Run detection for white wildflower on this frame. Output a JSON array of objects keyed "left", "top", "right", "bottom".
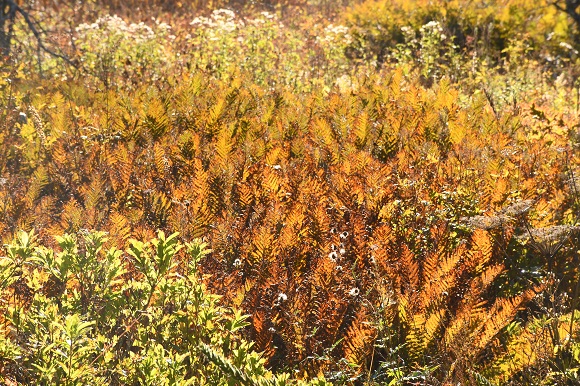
[
  {"left": 328, "top": 251, "right": 338, "bottom": 262},
  {"left": 260, "top": 11, "right": 276, "bottom": 20}
]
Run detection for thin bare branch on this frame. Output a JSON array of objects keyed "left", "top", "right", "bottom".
[{"left": 5, "top": 0, "right": 77, "bottom": 67}]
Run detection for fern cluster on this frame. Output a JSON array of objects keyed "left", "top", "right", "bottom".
[{"left": 1, "top": 65, "right": 579, "bottom": 382}]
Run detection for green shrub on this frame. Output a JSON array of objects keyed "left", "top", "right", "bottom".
[
  {"left": 0, "top": 230, "right": 329, "bottom": 385},
  {"left": 344, "top": 0, "right": 571, "bottom": 72}
]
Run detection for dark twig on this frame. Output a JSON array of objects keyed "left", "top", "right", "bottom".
[{"left": 4, "top": 0, "right": 77, "bottom": 67}]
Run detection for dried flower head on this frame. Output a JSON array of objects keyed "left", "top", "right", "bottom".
[
  {"left": 500, "top": 199, "right": 534, "bottom": 218},
  {"left": 518, "top": 225, "right": 580, "bottom": 256},
  {"left": 461, "top": 215, "right": 505, "bottom": 230}
]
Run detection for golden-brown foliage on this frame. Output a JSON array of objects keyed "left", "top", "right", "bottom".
[{"left": 0, "top": 65, "right": 578, "bottom": 382}]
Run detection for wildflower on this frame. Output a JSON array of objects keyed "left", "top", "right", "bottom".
[
  {"left": 559, "top": 42, "right": 575, "bottom": 51},
  {"left": 328, "top": 251, "right": 338, "bottom": 262},
  {"left": 212, "top": 9, "right": 236, "bottom": 21},
  {"left": 220, "top": 21, "right": 237, "bottom": 33},
  {"left": 190, "top": 17, "right": 208, "bottom": 26},
  {"left": 335, "top": 75, "right": 358, "bottom": 93},
  {"left": 421, "top": 21, "right": 442, "bottom": 32},
  {"left": 277, "top": 293, "right": 288, "bottom": 302},
  {"left": 260, "top": 11, "right": 276, "bottom": 20},
  {"left": 339, "top": 248, "right": 346, "bottom": 255}
]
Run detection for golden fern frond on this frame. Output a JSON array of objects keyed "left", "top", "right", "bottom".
[
  {"left": 50, "top": 141, "right": 69, "bottom": 168},
  {"left": 143, "top": 189, "right": 172, "bottom": 228},
  {"left": 142, "top": 98, "right": 170, "bottom": 139},
  {"left": 422, "top": 245, "right": 461, "bottom": 309},
  {"left": 470, "top": 229, "right": 494, "bottom": 272},
  {"left": 109, "top": 211, "right": 131, "bottom": 246},
  {"left": 444, "top": 298, "right": 488, "bottom": 349},
  {"left": 235, "top": 182, "right": 254, "bottom": 210},
  {"left": 277, "top": 207, "right": 306, "bottom": 251},
  {"left": 32, "top": 196, "right": 56, "bottom": 231},
  {"left": 262, "top": 168, "right": 281, "bottom": 198},
  {"left": 474, "top": 288, "right": 539, "bottom": 353},
  {"left": 488, "top": 311, "right": 580, "bottom": 384},
  {"left": 55, "top": 199, "right": 83, "bottom": 234},
  {"left": 313, "top": 117, "right": 335, "bottom": 148},
  {"left": 424, "top": 308, "right": 444, "bottom": 351},
  {"left": 25, "top": 166, "right": 48, "bottom": 208},
  {"left": 264, "top": 146, "right": 283, "bottom": 167},
  {"left": 480, "top": 264, "right": 504, "bottom": 290},
  {"left": 312, "top": 250, "right": 335, "bottom": 289},
  {"left": 252, "top": 311, "right": 275, "bottom": 363},
  {"left": 215, "top": 124, "right": 234, "bottom": 167},
  {"left": 353, "top": 111, "right": 369, "bottom": 148},
  {"left": 406, "top": 312, "right": 427, "bottom": 362},
  {"left": 143, "top": 97, "right": 169, "bottom": 139},
  {"left": 153, "top": 143, "right": 171, "bottom": 176},
  {"left": 82, "top": 175, "right": 105, "bottom": 211},
  {"left": 400, "top": 244, "right": 419, "bottom": 292},
  {"left": 116, "top": 146, "right": 133, "bottom": 189},
  {"left": 342, "top": 308, "right": 375, "bottom": 370},
  {"left": 250, "top": 228, "right": 275, "bottom": 266}
]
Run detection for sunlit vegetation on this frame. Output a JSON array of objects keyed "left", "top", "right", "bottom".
[{"left": 1, "top": 0, "right": 579, "bottom": 384}]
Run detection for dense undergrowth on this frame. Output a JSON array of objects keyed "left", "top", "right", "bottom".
[{"left": 1, "top": 0, "right": 580, "bottom": 384}]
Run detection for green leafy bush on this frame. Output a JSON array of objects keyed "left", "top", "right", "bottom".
[
  {"left": 0, "top": 230, "right": 329, "bottom": 385},
  {"left": 344, "top": 0, "right": 571, "bottom": 73}
]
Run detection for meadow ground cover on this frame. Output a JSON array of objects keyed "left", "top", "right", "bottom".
[{"left": 0, "top": 0, "right": 580, "bottom": 384}]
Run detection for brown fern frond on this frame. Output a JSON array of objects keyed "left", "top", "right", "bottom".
[
  {"left": 252, "top": 311, "right": 276, "bottom": 363},
  {"left": 474, "top": 287, "right": 539, "bottom": 353},
  {"left": 400, "top": 244, "right": 419, "bottom": 292},
  {"left": 153, "top": 142, "right": 171, "bottom": 176},
  {"left": 342, "top": 307, "right": 376, "bottom": 370}
]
